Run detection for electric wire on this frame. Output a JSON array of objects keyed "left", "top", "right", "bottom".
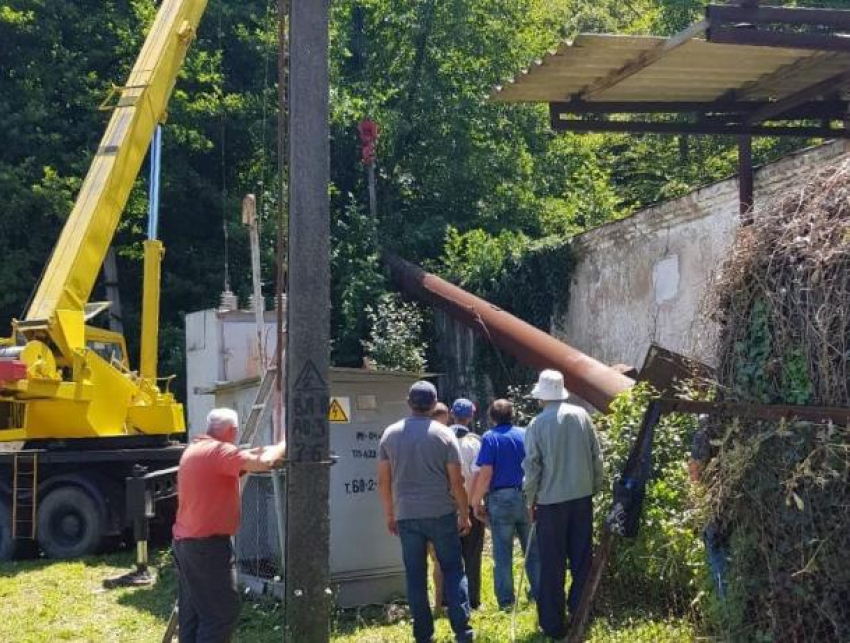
[
  {"left": 218, "top": 4, "right": 230, "bottom": 292},
  {"left": 510, "top": 521, "right": 537, "bottom": 643}
]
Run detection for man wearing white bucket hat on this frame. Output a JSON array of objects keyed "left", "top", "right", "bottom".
[{"left": 523, "top": 369, "right": 604, "bottom": 641}]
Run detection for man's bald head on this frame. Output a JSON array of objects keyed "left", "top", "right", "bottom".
[{"left": 431, "top": 402, "right": 450, "bottom": 425}]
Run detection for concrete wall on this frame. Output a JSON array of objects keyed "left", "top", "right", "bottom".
[{"left": 556, "top": 140, "right": 850, "bottom": 371}]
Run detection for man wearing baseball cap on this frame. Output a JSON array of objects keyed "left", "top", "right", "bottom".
[
  {"left": 523, "top": 370, "right": 604, "bottom": 642},
  {"left": 378, "top": 381, "right": 474, "bottom": 643},
  {"left": 448, "top": 398, "right": 484, "bottom": 610}
]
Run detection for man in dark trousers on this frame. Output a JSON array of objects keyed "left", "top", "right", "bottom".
[
  {"left": 448, "top": 397, "right": 484, "bottom": 610},
  {"left": 173, "top": 408, "right": 286, "bottom": 643},
  {"left": 523, "top": 370, "right": 604, "bottom": 642},
  {"left": 378, "top": 381, "right": 474, "bottom": 643}
]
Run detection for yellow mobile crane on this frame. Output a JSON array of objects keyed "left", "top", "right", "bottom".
[{"left": 0, "top": 0, "right": 208, "bottom": 559}]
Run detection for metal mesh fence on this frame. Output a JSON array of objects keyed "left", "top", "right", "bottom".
[{"left": 235, "top": 470, "right": 286, "bottom": 590}]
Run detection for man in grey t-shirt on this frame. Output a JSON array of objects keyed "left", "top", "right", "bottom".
[{"left": 378, "top": 381, "right": 474, "bottom": 643}]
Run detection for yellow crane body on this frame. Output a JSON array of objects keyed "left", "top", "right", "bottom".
[{"left": 0, "top": 0, "right": 209, "bottom": 442}]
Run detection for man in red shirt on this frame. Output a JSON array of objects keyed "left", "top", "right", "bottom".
[{"left": 173, "top": 407, "right": 286, "bottom": 643}]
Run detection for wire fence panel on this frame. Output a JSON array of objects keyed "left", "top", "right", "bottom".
[{"left": 235, "top": 470, "right": 286, "bottom": 592}]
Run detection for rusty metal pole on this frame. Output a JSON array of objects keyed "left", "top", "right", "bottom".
[
  {"left": 385, "top": 254, "right": 633, "bottom": 411},
  {"left": 738, "top": 135, "right": 754, "bottom": 221},
  {"left": 283, "top": 0, "right": 331, "bottom": 640}
]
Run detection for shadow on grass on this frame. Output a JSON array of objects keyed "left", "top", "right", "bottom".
[
  {"left": 114, "top": 551, "right": 179, "bottom": 621},
  {"left": 114, "top": 552, "right": 285, "bottom": 642},
  {"left": 331, "top": 602, "right": 411, "bottom": 636},
  {"left": 331, "top": 603, "right": 554, "bottom": 642},
  {"left": 0, "top": 538, "right": 154, "bottom": 578}
]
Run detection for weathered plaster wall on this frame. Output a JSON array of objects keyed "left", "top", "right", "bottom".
[{"left": 556, "top": 140, "right": 850, "bottom": 370}]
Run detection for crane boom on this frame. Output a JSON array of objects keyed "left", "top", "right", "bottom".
[
  {"left": 26, "top": 0, "right": 208, "bottom": 321},
  {"left": 0, "top": 0, "right": 210, "bottom": 442}
]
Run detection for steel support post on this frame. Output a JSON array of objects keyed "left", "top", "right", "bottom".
[
  {"left": 738, "top": 135, "right": 754, "bottom": 220},
  {"left": 282, "top": 0, "right": 331, "bottom": 641}
]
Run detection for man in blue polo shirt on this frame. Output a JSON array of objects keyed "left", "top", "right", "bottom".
[{"left": 471, "top": 399, "right": 540, "bottom": 609}]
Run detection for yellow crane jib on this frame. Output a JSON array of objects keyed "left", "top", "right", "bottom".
[{"left": 0, "top": 0, "right": 209, "bottom": 442}]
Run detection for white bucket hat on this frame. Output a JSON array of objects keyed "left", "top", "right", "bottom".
[{"left": 531, "top": 369, "right": 570, "bottom": 401}]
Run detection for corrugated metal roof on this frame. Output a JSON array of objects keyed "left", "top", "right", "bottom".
[{"left": 492, "top": 34, "right": 850, "bottom": 104}]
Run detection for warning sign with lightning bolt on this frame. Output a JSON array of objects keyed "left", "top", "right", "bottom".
[{"left": 328, "top": 397, "right": 351, "bottom": 423}]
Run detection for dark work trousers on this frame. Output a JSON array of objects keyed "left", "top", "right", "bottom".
[
  {"left": 460, "top": 509, "right": 485, "bottom": 609},
  {"left": 536, "top": 496, "right": 594, "bottom": 640},
  {"left": 173, "top": 536, "right": 241, "bottom": 643}
]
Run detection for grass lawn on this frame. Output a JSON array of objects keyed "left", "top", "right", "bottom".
[{"left": 0, "top": 549, "right": 696, "bottom": 642}]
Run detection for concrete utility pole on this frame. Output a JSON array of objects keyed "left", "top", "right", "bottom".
[{"left": 283, "top": 0, "right": 331, "bottom": 641}]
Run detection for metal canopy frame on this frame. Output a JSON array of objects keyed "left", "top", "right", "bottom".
[
  {"left": 541, "top": 2, "right": 850, "bottom": 139},
  {"left": 507, "top": 1, "right": 850, "bottom": 217}
]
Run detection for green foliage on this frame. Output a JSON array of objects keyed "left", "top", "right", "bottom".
[
  {"left": 700, "top": 420, "right": 850, "bottom": 642},
  {"left": 440, "top": 230, "right": 575, "bottom": 397},
  {"left": 442, "top": 227, "right": 527, "bottom": 293},
  {"left": 779, "top": 347, "right": 813, "bottom": 406},
  {"left": 0, "top": 0, "right": 824, "bottom": 401},
  {"left": 442, "top": 230, "right": 574, "bottom": 331},
  {"left": 0, "top": 549, "right": 698, "bottom": 642},
  {"left": 506, "top": 383, "right": 538, "bottom": 426},
  {"left": 331, "top": 195, "right": 387, "bottom": 366},
  {"left": 705, "top": 158, "right": 850, "bottom": 640},
  {"left": 594, "top": 384, "right": 705, "bottom": 612},
  {"left": 362, "top": 293, "right": 427, "bottom": 373},
  {"left": 731, "top": 297, "right": 772, "bottom": 403}
]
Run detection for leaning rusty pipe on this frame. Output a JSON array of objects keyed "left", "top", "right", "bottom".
[{"left": 385, "top": 254, "right": 634, "bottom": 412}]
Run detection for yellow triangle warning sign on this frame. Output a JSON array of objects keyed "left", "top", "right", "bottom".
[{"left": 328, "top": 397, "right": 350, "bottom": 423}]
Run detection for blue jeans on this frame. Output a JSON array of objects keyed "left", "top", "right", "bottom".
[
  {"left": 486, "top": 488, "right": 540, "bottom": 608},
  {"left": 397, "top": 512, "right": 473, "bottom": 643},
  {"left": 704, "top": 523, "right": 728, "bottom": 599}
]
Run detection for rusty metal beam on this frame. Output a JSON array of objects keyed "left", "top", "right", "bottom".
[
  {"left": 747, "top": 69, "right": 850, "bottom": 125},
  {"left": 707, "top": 26, "right": 850, "bottom": 52},
  {"left": 738, "top": 135, "right": 754, "bottom": 218},
  {"left": 550, "top": 99, "right": 850, "bottom": 119},
  {"left": 706, "top": 2, "right": 850, "bottom": 52},
  {"left": 384, "top": 254, "right": 634, "bottom": 412},
  {"left": 550, "top": 117, "right": 849, "bottom": 138},
  {"left": 656, "top": 398, "right": 850, "bottom": 424},
  {"left": 708, "top": 4, "right": 850, "bottom": 31}
]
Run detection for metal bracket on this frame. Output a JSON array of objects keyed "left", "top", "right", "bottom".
[{"left": 98, "top": 83, "right": 150, "bottom": 111}]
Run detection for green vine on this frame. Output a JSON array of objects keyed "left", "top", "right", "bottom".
[
  {"left": 779, "top": 347, "right": 812, "bottom": 405},
  {"left": 731, "top": 297, "right": 771, "bottom": 402},
  {"left": 489, "top": 236, "right": 576, "bottom": 330},
  {"left": 440, "top": 230, "right": 575, "bottom": 398}
]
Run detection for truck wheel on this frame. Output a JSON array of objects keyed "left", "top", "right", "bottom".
[
  {"left": 37, "top": 486, "right": 103, "bottom": 559},
  {"left": 0, "top": 500, "right": 14, "bottom": 561}
]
